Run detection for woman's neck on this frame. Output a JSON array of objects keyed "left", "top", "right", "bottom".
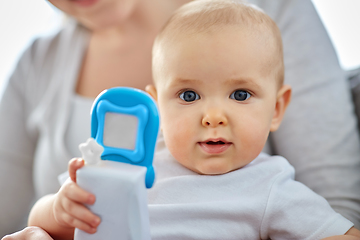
[
  {"left": 75, "top": 0, "right": 192, "bottom": 98},
  {"left": 90, "top": 0, "right": 192, "bottom": 46}
]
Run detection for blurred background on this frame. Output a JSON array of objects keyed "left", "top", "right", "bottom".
[{"left": 0, "top": 0, "right": 359, "bottom": 93}]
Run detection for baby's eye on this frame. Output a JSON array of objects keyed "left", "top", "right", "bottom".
[
  {"left": 179, "top": 90, "right": 200, "bottom": 102},
  {"left": 230, "top": 90, "right": 251, "bottom": 101}
]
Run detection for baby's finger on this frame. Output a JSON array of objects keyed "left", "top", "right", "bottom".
[
  {"left": 62, "top": 211, "right": 98, "bottom": 234},
  {"left": 68, "top": 202, "right": 101, "bottom": 229},
  {"left": 61, "top": 198, "right": 101, "bottom": 228},
  {"left": 68, "top": 158, "right": 85, "bottom": 182},
  {"left": 63, "top": 182, "right": 96, "bottom": 205}
]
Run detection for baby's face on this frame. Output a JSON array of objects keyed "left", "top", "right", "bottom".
[{"left": 152, "top": 26, "right": 286, "bottom": 175}]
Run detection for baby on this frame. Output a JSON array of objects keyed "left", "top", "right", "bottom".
[{"left": 28, "top": 0, "right": 360, "bottom": 239}]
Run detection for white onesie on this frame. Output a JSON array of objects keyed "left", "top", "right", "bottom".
[{"left": 148, "top": 146, "right": 353, "bottom": 240}]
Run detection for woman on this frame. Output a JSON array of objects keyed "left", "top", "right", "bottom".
[
  {"left": 0, "top": 0, "right": 192, "bottom": 236},
  {"left": 1, "top": 0, "right": 359, "bottom": 237}
]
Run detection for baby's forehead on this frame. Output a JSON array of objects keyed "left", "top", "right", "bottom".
[
  {"left": 155, "top": 7, "right": 282, "bottom": 67},
  {"left": 158, "top": 27, "right": 280, "bottom": 73}
]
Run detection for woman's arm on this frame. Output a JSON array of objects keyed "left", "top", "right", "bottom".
[
  {"left": 0, "top": 44, "right": 38, "bottom": 237},
  {"left": 256, "top": 0, "right": 360, "bottom": 228}
]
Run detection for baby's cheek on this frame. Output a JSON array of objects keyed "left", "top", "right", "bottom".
[
  {"left": 163, "top": 119, "right": 193, "bottom": 159},
  {"left": 242, "top": 125, "right": 269, "bottom": 160}
]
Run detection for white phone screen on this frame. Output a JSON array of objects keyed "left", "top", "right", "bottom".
[{"left": 103, "top": 112, "right": 138, "bottom": 150}]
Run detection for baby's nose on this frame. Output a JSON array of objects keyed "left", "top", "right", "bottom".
[{"left": 201, "top": 109, "right": 228, "bottom": 127}]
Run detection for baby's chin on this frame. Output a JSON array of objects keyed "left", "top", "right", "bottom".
[
  {"left": 184, "top": 161, "right": 242, "bottom": 176},
  {"left": 197, "top": 167, "right": 241, "bottom": 176}
]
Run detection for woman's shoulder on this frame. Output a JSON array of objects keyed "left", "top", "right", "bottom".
[
  {"left": 246, "top": 0, "right": 310, "bottom": 19},
  {"left": 27, "top": 18, "right": 89, "bottom": 69},
  {"left": 12, "top": 18, "right": 90, "bottom": 93},
  {"left": 7, "top": 19, "right": 90, "bottom": 117}
]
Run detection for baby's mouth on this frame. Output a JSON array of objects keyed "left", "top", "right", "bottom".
[
  {"left": 199, "top": 139, "right": 232, "bottom": 154},
  {"left": 206, "top": 140, "right": 226, "bottom": 145}
]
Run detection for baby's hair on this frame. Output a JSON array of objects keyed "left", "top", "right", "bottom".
[{"left": 153, "top": 0, "right": 284, "bottom": 87}]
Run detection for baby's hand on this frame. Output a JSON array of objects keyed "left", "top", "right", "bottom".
[{"left": 52, "top": 158, "right": 101, "bottom": 234}]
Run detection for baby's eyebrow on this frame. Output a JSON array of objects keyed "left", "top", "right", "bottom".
[
  {"left": 167, "top": 78, "right": 203, "bottom": 88},
  {"left": 225, "top": 78, "right": 261, "bottom": 89}
]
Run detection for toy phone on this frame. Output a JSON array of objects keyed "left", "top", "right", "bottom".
[
  {"left": 90, "top": 87, "right": 159, "bottom": 188},
  {"left": 75, "top": 87, "right": 157, "bottom": 240}
]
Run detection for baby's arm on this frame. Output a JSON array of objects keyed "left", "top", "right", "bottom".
[
  {"left": 28, "top": 158, "right": 101, "bottom": 240},
  {"left": 322, "top": 227, "right": 360, "bottom": 239}
]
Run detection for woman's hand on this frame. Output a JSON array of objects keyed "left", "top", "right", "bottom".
[
  {"left": 52, "top": 158, "right": 101, "bottom": 234},
  {"left": 1, "top": 226, "right": 53, "bottom": 240}
]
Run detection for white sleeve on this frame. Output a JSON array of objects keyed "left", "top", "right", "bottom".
[
  {"left": 255, "top": 0, "right": 360, "bottom": 228},
  {"left": 0, "top": 43, "right": 38, "bottom": 237},
  {"left": 260, "top": 166, "right": 354, "bottom": 240}
]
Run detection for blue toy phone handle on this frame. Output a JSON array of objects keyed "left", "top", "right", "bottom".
[{"left": 90, "top": 87, "right": 159, "bottom": 188}]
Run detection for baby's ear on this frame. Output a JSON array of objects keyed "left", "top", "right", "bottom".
[
  {"left": 270, "top": 85, "right": 292, "bottom": 132},
  {"left": 146, "top": 84, "right": 162, "bottom": 132},
  {"left": 145, "top": 84, "right": 158, "bottom": 102}
]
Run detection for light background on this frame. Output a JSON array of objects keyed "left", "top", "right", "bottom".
[{"left": 0, "top": 0, "right": 359, "bottom": 90}]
